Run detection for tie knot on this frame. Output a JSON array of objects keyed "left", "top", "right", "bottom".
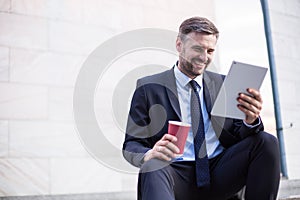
[{"left": 190, "top": 80, "right": 200, "bottom": 92}]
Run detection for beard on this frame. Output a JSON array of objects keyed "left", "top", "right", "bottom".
[{"left": 179, "top": 56, "right": 210, "bottom": 78}]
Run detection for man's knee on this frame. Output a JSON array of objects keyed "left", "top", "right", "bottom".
[
  {"left": 140, "top": 158, "right": 171, "bottom": 174},
  {"left": 257, "top": 131, "right": 279, "bottom": 148},
  {"left": 253, "top": 131, "right": 280, "bottom": 160},
  {"left": 138, "top": 159, "right": 175, "bottom": 200}
]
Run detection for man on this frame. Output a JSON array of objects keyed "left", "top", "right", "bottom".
[{"left": 123, "top": 17, "right": 280, "bottom": 200}]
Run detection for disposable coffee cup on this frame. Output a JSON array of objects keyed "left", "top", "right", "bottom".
[{"left": 168, "top": 121, "right": 191, "bottom": 155}]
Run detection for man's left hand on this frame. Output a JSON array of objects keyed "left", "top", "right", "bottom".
[{"left": 237, "top": 88, "right": 263, "bottom": 125}]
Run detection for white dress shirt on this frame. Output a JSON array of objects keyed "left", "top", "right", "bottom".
[{"left": 174, "top": 66, "right": 225, "bottom": 160}]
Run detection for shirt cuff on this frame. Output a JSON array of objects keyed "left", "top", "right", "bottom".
[{"left": 243, "top": 117, "right": 261, "bottom": 128}]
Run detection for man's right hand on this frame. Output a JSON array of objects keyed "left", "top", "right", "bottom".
[{"left": 144, "top": 134, "right": 180, "bottom": 162}]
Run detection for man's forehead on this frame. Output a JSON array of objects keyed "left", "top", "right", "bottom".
[
  {"left": 185, "top": 37, "right": 217, "bottom": 48},
  {"left": 183, "top": 32, "right": 217, "bottom": 43}
]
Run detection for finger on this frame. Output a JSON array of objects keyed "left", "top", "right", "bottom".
[
  {"left": 165, "top": 141, "right": 180, "bottom": 154},
  {"left": 238, "top": 104, "right": 259, "bottom": 125},
  {"left": 157, "top": 145, "right": 177, "bottom": 158},
  {"left": 238, "top": 89, "right": 263, "bottom": 106},
  {"left": 237, "top": 104, "right": 257, "bottom": 116},
  {"left": 162, "top": 134, "right": 181, "bottom": 153},
  {"left": 162, "top": 134, "right": 178, "bottom": 143},
  {"left": 247, "top": 88, "right": 263, "bottom": 103},
  {"left": 156, "top": 141, "right": 179, "bottom": 155},
  {"left": 152, "top": 150, "right": 172, "bottom": 161},
  {"left": 237, "top": 104, "right": 259, "bottom": 120},
  {"left": 238, "top": 94, "right": 262, "bottom": 111},
  {"left": 152, "top": 146, "right": 172, "bottom": 161},
  {"left": 144, "top": 149, "right": 170, "bottom": 162},
  {"left": 237, "top": 98, "right": 260, "bottom": 114}
]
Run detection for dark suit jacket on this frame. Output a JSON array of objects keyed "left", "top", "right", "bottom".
[{"left": 122, "top": 67, "right": 264, "bottom": 167}]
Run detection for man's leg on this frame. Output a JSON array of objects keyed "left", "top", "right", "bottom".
[
  {"left": 244, "top": 132, "right": 280, "bottom": 199},
  {"left": 209, "top": 131, "right": 280, "bottom": 200},
  {"left": 138, "top": 132, "right": 280, "bottom": 200},
  {"left": 138, "top": 159, "right": 206, "bottom": 200},
  {"left": 138, "top": 159, "right": 175, "bottom": 200}
]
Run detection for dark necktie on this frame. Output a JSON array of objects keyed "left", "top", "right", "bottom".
[{"left": 189, "top": 80, "right": 210, "bottom": 187}]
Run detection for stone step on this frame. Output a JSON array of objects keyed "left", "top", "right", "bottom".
[
  {"left": 1, "top": 192, "right": 300, "bottom": 200},
  {"left": 0, "top": 191, "right": 135, "bottom": 200},
  {"left": 280, "top": 198, "right": 300, "bottom": 200},
  {"left": 0, "top": 179, "right": 299, "bottom": 200},
  {"left": 278, "top": 179, "right": 300, "bottom": 199}
]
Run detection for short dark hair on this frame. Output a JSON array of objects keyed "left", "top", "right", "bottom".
[{"left": 178, "top": 17, "right": 219, "bottom": 41}]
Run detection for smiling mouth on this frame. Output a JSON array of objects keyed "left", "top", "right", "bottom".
[
  {"left": 191, "top": 57, "right": 207, "bottom": 66},
  {"left": 193, "top": 60, "right": 207, "bottom": 67}
]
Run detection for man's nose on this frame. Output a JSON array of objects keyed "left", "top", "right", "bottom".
[{"left": 198, "top": 51, "right": 208, "bottom": 62}]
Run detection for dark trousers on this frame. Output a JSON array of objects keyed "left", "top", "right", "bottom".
[{"left": 138, "top": 132, "right": 280, "bottom": 200}]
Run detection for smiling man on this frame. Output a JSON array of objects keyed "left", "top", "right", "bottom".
[{"left": 123, "top": 17, "right": 280, "bottom": 200}]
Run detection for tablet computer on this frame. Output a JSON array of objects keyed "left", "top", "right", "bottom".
[{"left": 211, "top": 61, "right": 268, "bottom": 119}]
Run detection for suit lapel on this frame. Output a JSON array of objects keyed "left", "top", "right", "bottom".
[
  {"left": 164, "top": 68, "right": 182, "bottom": 120},
  {"left": 163, "top": 68, "right": 224, "bottom": 121},
  {"left": 203, "top": 71, "right": 220, "bottom": 115},
  {"left": 203, "top": 71, "right": 223, "bottom": 114}
]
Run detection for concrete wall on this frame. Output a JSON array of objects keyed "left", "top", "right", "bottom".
[
  {"left": 268, "top": 0, "right": 300, "bottom": 180},
  {"left": 214, "top": 0, "right": 300, "bottom": 180},
  {"left": 0, "top": 0, "right": 215, "bottom": 196},
  {"left": 0, "top": 0, "right": 299, "bottom": 197}
]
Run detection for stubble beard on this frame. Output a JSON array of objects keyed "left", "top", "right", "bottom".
[{"left": 179, "top": 57, "right": 209, "bottom": 79}]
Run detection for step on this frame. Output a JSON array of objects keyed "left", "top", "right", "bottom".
[
  {"left": 280, "top": 197, "right": 300, "bottom": 200},
  {"left": 0, "top": 179, "right": 299, "bottom": 200},
  {"left": 278, "top": 179, "right": 300, "bottom": 199},
  {"left": 0, "top": 191, "right": 135, "bottom": 200}
]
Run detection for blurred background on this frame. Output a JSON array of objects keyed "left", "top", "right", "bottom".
[{"left": 0, "top": 0, "right": 299, "bottom": 197}]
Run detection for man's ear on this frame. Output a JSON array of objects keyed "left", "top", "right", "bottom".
[{"left": 176, "top": 37, "right": 182, "bottom": 53}]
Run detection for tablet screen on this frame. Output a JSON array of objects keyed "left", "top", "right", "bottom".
[{"left": 211, "top": 61, "right": 268, "bottom": 119}]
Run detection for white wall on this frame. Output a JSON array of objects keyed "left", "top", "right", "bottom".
[
  {"left": 0, "top": 0, "right": 216, "bottom": 196},
  {"left": 268, "top": 0, "right": 300, "bottom": 180},
  {"left": 1, "top": 0, "right": 299, "bottom": 197},
  {"left": 214, "top": 0, "right": 300, "bottom": 179}
]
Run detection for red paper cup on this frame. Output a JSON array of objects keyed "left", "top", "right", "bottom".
[{"left": 168, "top": 121, "right": 191, "bottom": 155}]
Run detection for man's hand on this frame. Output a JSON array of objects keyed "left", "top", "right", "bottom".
[
  {"left": 237, "top": 88, "right": 263, "bottom": 125},
  {"left": 144, "top": 134, "right": 180, "bottom": 162}
]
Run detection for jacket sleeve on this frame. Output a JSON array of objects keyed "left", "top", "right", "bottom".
[
  {"left": 122, "top": 79, "right": 152, "bottom": 167},
  {"left": 212, "top": 115, "right": 264, "bottom": 148}
]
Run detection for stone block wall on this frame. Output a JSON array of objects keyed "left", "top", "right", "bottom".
[
  {"left": 1, "top": 0, "right": 299, "bottom": 197},
  {"left": 0, "top": 0, "right": 215, "bottom": 196},
  {"left": 268, "top": 0, "right": 300, "bottom": 180}
]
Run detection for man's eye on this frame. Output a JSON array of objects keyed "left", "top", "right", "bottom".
[
  {"left": 208, "top": 50, "right": 214, "bottom": 54},
  {"left": 193, "top": 47, "right": 203, "bottom": 52}
]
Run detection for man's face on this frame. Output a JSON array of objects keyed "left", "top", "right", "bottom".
[{"left": 176, "top": 32, "right": 217, "bottom": 79}]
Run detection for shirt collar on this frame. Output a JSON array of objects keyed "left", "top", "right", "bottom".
[{"left": 174, "top": 63, "right": 203, "bottom": 88}]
